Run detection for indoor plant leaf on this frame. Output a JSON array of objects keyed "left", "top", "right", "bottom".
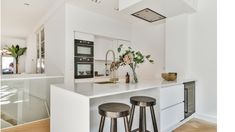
[
  {"left": 149, "top": 60, "right": 154, "bottom": 63},
  {"left": 7, "top": 47, "right": 17, "bottom": 58},
  {"left": 17, "top": 47, "right": 27, "bottom": 56},
  {"left": 146, "top": 55, "right": 151, "bottom": 59},
  {"left": 6, "top": 45, "right": 27, "bottom": 74},
  {"left": 118, "top": 44, "right": 123, "bottom": 53}
]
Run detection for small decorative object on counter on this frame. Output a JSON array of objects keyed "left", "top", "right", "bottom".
[
  {"left": 125, "top": 72, "right": 130, "bottom": 83},
  {"left": 161, "top": 72, "right": 177, "bottom": 81},
  {"left": 117, "top": 45, "right": 154, "bottom": 83}
]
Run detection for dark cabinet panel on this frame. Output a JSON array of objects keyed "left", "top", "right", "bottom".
[{"left": 184, "top": 81, "right": 195, "bottom": 118}]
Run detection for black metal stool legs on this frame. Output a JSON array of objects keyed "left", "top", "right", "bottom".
[
  {"left": 129, "top": 105, "right": 135, "bottom": 130},
  {"left": 139, "top": 107, "right": 147, "bottom": 132},
  {"left": 150, "top": 106, "right": 158, "bottom": 132},
  {"left": 124, "top": 116, "right": 130, "bottom": 132},
  {"left": 99, "top": 116, "right": 105, "bottom": 132},
  {"left": 110, "top": 118, "right": 117, "bottom": 132},
  {"left": 129, "top": 96, "right": 158, "bottom": 132},
  {"left": 99, "top": 116, "right": 130, "bottom": 132}
]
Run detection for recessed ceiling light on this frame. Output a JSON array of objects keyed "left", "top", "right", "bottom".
[{"left": 24, "top": 3, "right": 30, "bottom": 6}]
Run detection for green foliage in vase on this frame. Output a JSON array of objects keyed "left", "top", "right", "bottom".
[
  {"left": 117, "top": 44, "right": 154, "bottom": 67},
  {"left": 117, "top": 44, "right": 154, "bottom": 83}
]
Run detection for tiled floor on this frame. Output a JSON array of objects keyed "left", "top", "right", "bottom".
[{"left": 1, "top": 118, "right": 216, "bottom": 132}]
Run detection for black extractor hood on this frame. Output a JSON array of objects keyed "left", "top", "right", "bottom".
[{"left": 132, "top": 8, "right": 166, "bottom": 23}]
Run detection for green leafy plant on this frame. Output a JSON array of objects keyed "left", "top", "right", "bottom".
[
  {"left": 117, "top": 44, "right": 154, "bottom": 83},
  {"left": 7, "top": 45, "right": 27, "bottom": 74}
]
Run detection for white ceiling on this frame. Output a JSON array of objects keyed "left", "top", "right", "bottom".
[
  {"left": 66, "top": 0, "right": 165, "bottom": 25},
  {"left": 1, "top": 0, "right": 61, "bottom": 39},
  {"left": 1, "top": 0, "right": 163, "bottom": 39},
  {"left": 67, "top": 0, "right": 134, "bottom": 23}
]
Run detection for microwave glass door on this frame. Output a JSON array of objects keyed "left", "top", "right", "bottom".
[
  {"left": 75, "top": 44, "right": 94, "bottom": 57},
  {"left": 77, "top": 46, "right": 91, "bottom": 55}
]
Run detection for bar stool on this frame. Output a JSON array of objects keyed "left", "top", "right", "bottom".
[
  {"left": 98, "top": 102, "right": 131, "bottom": 132},
  {"left": 129, "top": 96, "right": 158, "bottom": 132}
]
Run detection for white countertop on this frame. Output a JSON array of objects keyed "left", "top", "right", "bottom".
[
  {"left": 1, "top": 74, "right": 64, "bottom": 81},
  {"left": 52, "top": 79, "right": 195, "bottom": 99}
]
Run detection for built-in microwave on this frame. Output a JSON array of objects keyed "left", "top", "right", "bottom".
[
  {"left": 74, "top": 57, "right": 94, "bottom": 79},
  {"left": 74, "top": 39, "right": 94, "bottom": 57}
]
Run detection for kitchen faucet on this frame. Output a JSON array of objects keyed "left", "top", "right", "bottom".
[{"left": 105, "top": 50, "right": 118, "bottom": 83}]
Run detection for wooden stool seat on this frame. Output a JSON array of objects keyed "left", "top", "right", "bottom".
[
  {"left": 130, "top": 96, "right": 156, "bottom": 107},
  {"left": 99, "top": 103, "right": 130, "bottom": 118},
  {"left": 98, "top": 102, "right": 131, "bottom": 132}
]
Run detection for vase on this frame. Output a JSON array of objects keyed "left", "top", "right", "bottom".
[{"left": 132, "top": 69, "right": 138, "bottom": 83}]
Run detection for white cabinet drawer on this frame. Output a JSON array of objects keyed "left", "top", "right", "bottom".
[
  {"left": 160, "top": 102, "right": 184, "bottom": 132},
  {"left": 160, "top": 84, "right": 184, "bottom": 109}
]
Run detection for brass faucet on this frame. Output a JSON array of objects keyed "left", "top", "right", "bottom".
[{"left": 105, "top": 50, "right": 118, "bottom": 83}]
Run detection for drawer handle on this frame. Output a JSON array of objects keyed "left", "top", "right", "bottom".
[{"left": 184, "top": 89, "right": 188, "bottom": 113}]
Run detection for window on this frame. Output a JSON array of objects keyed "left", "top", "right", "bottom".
[
  {"left": 36, "top": 27, "right": 45, "bottom": 73},
  {"left": 1, "top": 56, "right": 14, "bottom": 74}
]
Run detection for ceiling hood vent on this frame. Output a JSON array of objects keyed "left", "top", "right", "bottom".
[{"left": 132, "top": 8, "right": 166, "bottom": 23}]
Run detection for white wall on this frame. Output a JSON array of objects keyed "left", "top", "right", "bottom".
[
  {"left": 44, "top": 5, "right": 65, "bottom": 76},
  {"left": 187, "top": 0, "right": 217, "bottom": 121},
  {"left": 165, "top": 14, "right": 189, "bottom": 79},
  {"left": 25, "top": 5, "right": 66, "bottom": 76},
  {"left": 64, "top": 4, "right": 132, "bottom": 86},
  {"left": 25, "top": 34, "right": 37, "bottom": 73},
  {"left": 1, "top": 36, "right": 27, "bottom": 73},
  {"left": 131, "top": 22, "right": 165, "bottom": 80}
]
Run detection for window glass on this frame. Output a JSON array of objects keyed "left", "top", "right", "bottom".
[{"left": 1, "top": 56, "right": 14, "bottom": 74}]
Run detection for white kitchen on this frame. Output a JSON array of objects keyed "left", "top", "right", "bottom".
[{"left": 1, "top": 0, "right": 217, "bottom": 132}]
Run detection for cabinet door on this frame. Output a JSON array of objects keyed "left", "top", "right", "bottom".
[
  {"left": 160, "top": 84, "right": 184, "bottom": 109},
  {"left": 160, "top": 102, "right": 184, "bottom": 132}
]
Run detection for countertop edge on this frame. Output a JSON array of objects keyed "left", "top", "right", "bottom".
[{"left": 51, "top": 79, "right": 196, "bottom": 99}]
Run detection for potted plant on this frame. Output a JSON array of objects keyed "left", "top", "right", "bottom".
[
  {"left": 7, "top": 45, "right": 27, "bottom": 74},
  {"left": 117, "top": 45, "right": 154, "bottom": 83}
]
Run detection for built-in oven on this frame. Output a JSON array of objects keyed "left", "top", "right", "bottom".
[
  {"left": 74, "top": 39, "right": 94, "bottom": 57},
  {"left": 74, "top": 57, "right": 94, "bottom": 79},
  {"left": 184, "top": 81, "right": 196, "bottom": 119}
]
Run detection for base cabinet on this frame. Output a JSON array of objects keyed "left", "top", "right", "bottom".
[
  {"left": 160, "top": 102, "right": 184, "bottom": 132},
  {"left": 160, "top": 84, "right": 184, "bottom": 132}
]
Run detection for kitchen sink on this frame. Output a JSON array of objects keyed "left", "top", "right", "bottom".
[{"left": 94, "top": 81, "right": 116, "bottom": 84}]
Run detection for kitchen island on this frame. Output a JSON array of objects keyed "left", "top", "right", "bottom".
[{"left": 50, "top": 79, "right": 195, "bottom": 132}]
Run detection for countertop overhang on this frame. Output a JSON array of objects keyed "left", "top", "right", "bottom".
[{"left": 51, "top": 79, "right": 195, "bottom": 99}]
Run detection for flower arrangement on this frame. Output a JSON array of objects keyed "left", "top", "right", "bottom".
[{"left": 117, "top": 44, "right": 154, "bottom": 83}]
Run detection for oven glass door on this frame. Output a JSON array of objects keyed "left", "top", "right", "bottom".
[{"left": 75, "top": 63, "right": 94, "bottom": 79}]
